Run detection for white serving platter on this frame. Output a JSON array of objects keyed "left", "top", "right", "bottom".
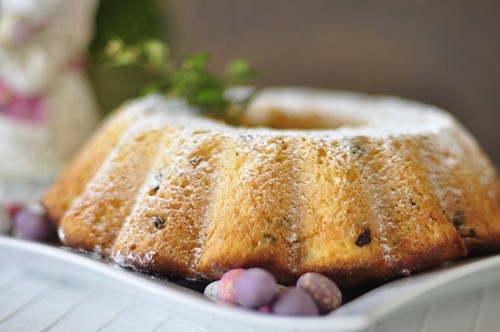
[{"left": 1, "top": 235, "right": 500, "bottom": 332}]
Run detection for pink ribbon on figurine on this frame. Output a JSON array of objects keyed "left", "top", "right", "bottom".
[{"left": 0, "top": 81, "right": 48, "bottom": 124}]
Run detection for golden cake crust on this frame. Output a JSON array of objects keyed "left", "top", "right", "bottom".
[{"left": 42, "top": 88, "right": 500, "bottom": 287}]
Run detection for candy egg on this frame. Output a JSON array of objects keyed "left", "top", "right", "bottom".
[
  {"left": 234, "top": 268, "right": 277, "bottom": 308},
  {"left": 203, "top": 280, "right": 220, "bottom": 302},
  {"left": 271, "top": 287, "right": 319, "bottom": 316},
  {"left": 219, "top": 268, "right": 246, "bottom": 303},
  {"left": 13, "top": 209, "right": 56, "bottom": 241},
  {"left": 296, "top": 272, "right": 342, "bottom": 314}
]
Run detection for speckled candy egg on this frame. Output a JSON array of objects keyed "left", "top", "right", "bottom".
[
  {"left": 234, "top": 268, "right": 277, "bottom": 308},
  {"left": 271, "top": 288, "right": 319, "bottom": 316},
  {"left": 218, "top": 268, "right": 246, "bottom": 303},
  {"left": 296, "top": 272, "right": 342, "bottom": 314}
]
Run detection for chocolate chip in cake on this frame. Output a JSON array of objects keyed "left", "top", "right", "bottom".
[
  {"left": 351, "top": 144, "right": 365, "bottom": 156},
  {"left": 240, "top": 133, "right": 255, "bottom": 141},
  {"left": 355, "top": 229, "right": 371, "bottom": 247},
  {"left": 451, "top": 213, "right": 477, "bottom": 238},
  {"left": 148, "top": 171, "right": 163, "bottom": 195},
  {"left": 263, "top": 233, "right": 277, "bottom": 245},
  {"left": 452, "top": 213, "right": 464, "bottom": 228},
  {"left": 344, "top": 138, "right": 365, "bottom": 157},
  {"left": 148, "top": 185, "right": 160, "bottom": 196},
  {"left": 189, "top": 156, "right": 203, "bottom": 167},
  {"left": 152, "top": 215, "right": 165, "bottom": 229},
  {"left": 409, "top": 197, "right": 417, "bottom": 207}
]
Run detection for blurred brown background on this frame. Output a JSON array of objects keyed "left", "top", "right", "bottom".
[{"left": 93, "top": 0, "right": 500, "bottom": 166}]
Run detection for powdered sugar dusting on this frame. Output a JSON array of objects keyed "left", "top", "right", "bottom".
[
  {"left": 57, "top": 227, "right": 65, "bottom": 243},
  {"left": 113, "top": 249, "right": 156, "bottom": 267},
  {"left": 131, "top": 88, "right": 456, "bottom": 140}
]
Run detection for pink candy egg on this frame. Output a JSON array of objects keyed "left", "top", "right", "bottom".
[{"left": 219, "top": 268, "right": 246, "bottom": 303}]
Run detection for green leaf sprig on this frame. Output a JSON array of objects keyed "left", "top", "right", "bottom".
[{"left": 103, "top": 38, "right": 258, "bottom": 124}]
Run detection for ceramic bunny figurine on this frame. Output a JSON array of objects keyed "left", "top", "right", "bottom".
[{"left": 0, "top": 0, "right": 100, "bottom": 226}]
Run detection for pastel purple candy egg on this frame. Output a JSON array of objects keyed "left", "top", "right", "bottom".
[
  {"left": 296, "top": 272, "right": 342, "bottom": 314},
  {"left": 219, "top": 268, "right": 246, "bottom": 303},
  {"left": 13, "top": 209, "right": 56, "bottom": 241},
  {"left": 234, "top": 268, "right": 277, "bottom": 308},
  {"left": 271, "top": 287, "right": 319, "bottom": 316}
]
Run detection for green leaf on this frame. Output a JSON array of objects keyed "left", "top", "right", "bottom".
[
  {"left": 225, "top": 59, "right": 258, "bottom": 85},
  {"left": 181, "top": 52, "right": 210, "bottom": 71},
  {"left": 142, "top": 40, "right": 170, "bottom": 70},
  {"left": 99, "top": 38, "right": 258, "bottom": 123},
  {"left": 140, "top": 79, "right": 167, "bottom": 96}
]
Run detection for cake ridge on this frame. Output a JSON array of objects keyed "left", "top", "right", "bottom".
[
  {"left": 194, "top": 134, "right": 303, "bottom": 281},
  {"left": 369, "top": 136, "right": 465, "bottom": 270},
  {"left": 111, "top": 132, "right": 176, "bottom": 269},
  {"left": 59, "top": 115, "right": 170, "bottom": 255},
  {"left": 343, "top": 137, "right": 393, "bottom": 268},
  {"left": 112, "top": 128, "right": 229, "bottom": 279}
]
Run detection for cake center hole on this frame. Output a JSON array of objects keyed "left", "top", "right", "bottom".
[{"left": 242, "top": 107, "right": 365, "bottom": 130}]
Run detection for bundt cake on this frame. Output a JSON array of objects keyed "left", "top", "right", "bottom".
[{"left": 42, "top": 87, "right": 500, "bottom": 287}]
